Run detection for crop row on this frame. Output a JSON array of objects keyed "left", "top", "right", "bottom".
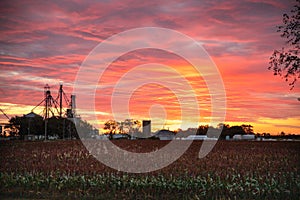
[
  {"left": 1, "top": 140, "right": 299, "bottom": 199},
  {"left": 1, "top": 171, "right": 299, "bottom": 199},
  {"left": 1, "top": 140, "right": 299, "bottom": 176}
]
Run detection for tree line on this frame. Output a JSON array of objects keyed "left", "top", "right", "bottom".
[
  {"left": 3, "top": 116, "right": 298, "bottom": 140},
  {"left": 101, "top": 120, "right": 300, "bottom": 140},
  {"left": 102, "top": 119, "right": 256, "bottom": 139}
]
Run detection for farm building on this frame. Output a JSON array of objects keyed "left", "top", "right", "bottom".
[
  {"left": 233, "top": 134, "right": 255, "bottom": 140},
  {"left": 241, "top": 134, "right": 255, "bottom": 140},
  {"left": 182, "top": 135, "right": 218, "bottom": 140},
  {"left": 142, "top": 120, "right": 151, "bottom": 136},
  {"left": 155, "top": 129, "right": 175, "bottom": 140},
  {"left": 233, "top": 135, "right": 242, "bottom": 140},
  {"left": 182, "top": 135, "right": 207, "bottom": 140},
  {"left": 111, "top": 134, "right": 129, "bottom": 140}
]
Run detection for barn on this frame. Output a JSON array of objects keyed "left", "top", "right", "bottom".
[{"left": 155, "top": 129, "right": 175, "bottom": 140}]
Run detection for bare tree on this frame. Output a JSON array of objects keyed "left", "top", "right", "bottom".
[
  {"left": 119, "top": 119, "right": 141, "bottom": 134},
  {"left": 269, "top": 0, "right": 300, "bottom": 89},
  {"left": 103, "top": 119, "right": 119, "bottom": 134}
]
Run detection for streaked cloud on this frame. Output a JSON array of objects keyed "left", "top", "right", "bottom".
[{"left": 0, "top": 0, "right": 299, "bottom": 134}]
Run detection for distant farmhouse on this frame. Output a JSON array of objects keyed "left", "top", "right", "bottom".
[{"left": 155, "top": 129, "right": 175, "bottom": 140}]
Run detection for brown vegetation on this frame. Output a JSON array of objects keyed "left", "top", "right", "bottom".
[{"left": 0, "top": 140, "right": 299, "bottom": 199}]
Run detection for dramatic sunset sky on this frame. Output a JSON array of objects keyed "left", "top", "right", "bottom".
[{"left": 0, "top": 0, "right": 299, "bottom": 134}]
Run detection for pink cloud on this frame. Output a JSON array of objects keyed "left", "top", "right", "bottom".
[{"left": 0, "top": 0, "right": 299, "bottom": 134}]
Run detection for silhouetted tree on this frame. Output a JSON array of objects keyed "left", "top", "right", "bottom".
[
  {"left": 9, "top": 115, "right": 44, "bottom": 139},
  {"left": 269, "top": 0, "right": 300, "bottom": 89},
  {"left": 219, "top": 124, "right": 231, "bottom": 139},
  {"left": 196, "top": 125, "right": 208, "bottom": 135},
  {"left": 230, "top": 126, "right": 246, "bottom": 135},
  {"left": 241, "top": 124, "right": 254, "bottom": 134},
  {"left": 119, "top": 119, "right": 141, "bottom": 134},
  {"left": 104, "top": 120, "right": 119, "bottom": 135}
]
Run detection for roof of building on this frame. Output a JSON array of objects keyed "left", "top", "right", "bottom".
[
  {"left": 23, "top": 112, "right": 42, "bottom": 118},
  {"left": 155, "top": 129, "right": 175, "bottom": 137}
]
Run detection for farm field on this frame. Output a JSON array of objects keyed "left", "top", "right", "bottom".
[{"left": 0, "top": 140, "right": 299, "bottom": 199}]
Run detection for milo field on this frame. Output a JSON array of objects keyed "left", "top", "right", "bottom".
[{"left": 0, "top": 140, "right": 299, "bottom": 199}]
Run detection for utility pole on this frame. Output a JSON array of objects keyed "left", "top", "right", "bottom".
[
  {"left": 44, "top": 119, "right": 47, "bottom": 141},
  {"left": 59, "top": 82, "right": 63, "bottom": 118}
]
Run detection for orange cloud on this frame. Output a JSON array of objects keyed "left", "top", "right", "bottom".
[{"left": 0, "top": 0, "right": 299, "bottom": 134}]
